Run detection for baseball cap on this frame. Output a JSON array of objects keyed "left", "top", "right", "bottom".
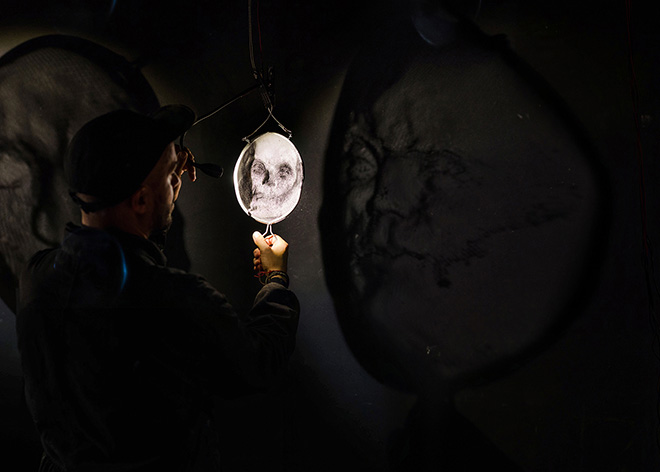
[{"left": 65, "top": 105, "right": 195, "bottom": 213}]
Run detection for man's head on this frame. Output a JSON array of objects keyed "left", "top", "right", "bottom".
[{"left": 65, "top": 105, "right": 195, "bottom": 237}]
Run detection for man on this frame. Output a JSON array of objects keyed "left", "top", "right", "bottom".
[{"left": 16, "top": 105, "right": 300, "bottom": 471}]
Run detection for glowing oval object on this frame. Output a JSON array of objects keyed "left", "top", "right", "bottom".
[{"left": 233, "top": 132, "right": 304, "bottom": 225}]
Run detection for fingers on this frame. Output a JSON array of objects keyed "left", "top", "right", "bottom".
[
  {"left": 269, "top": 234, "right": 288, "bottom": 252},
  {"left": 176, "top": 146, "right": 197, "bottom": 182},
  {"left": 252, "top": 244, "right": 262, "bottom": 272},
  {"left": 254, "top": 233, "right": 288, "bottom": 251},
  {"left": 252, "top": 231, "right": 288, "bottom": 273},
  {"left": 184, "top": 148, "right": 197, "bottom": 182},
  {"left": 265, "top": 235, "right": 278, "bottom": 247},
  {"left": 184, "top": 152, "right": 197, "bottom": 182}
]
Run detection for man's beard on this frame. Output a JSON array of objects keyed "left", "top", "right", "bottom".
[{"left": 149, "top": 203, "right": 173, "bottom": 248}]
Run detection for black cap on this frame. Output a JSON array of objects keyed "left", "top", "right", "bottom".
[{"left": 65, "top": 105, "right": 195, "bottom": 213}]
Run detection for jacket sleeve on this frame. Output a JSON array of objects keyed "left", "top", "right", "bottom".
[{"left": 135, "top": 267, "right": 300, "bottom": 397}]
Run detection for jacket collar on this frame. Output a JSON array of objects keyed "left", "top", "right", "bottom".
[{"left": 64, "top": 222, "right": 167, "bottom": 267}]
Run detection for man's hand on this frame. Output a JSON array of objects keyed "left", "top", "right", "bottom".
[
  {"left": 253, "top": 232, "right": 288, "bottom": 274},
  {"left": 175, "top": 145, "right": 197, "bottom": 182}
]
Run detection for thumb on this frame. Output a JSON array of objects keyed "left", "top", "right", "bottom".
[{"left": 252, "top": 231, "right": 267, "bottom": 249}]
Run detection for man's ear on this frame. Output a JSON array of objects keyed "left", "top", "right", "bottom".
[{"left": 130, "top": 186, "right": 151, "bottom": 215}]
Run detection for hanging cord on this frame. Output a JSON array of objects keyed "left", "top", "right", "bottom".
[
  {"left": 262, "top": 222, "right": 274, "bottom": 239},
  {"left": 248, "top": 0, "right": 266, "bottom": 80},
  {"left": 261, "top": 222, "right": 278, "bottom": 248},
  {"left": 242, "top": 104, "right": 292, "bottom": 142},
  {"left": 473, "top": 0, "right": 482, "bottom": 20},
  {"left": 625, "top": 0, "right": 660, "bottom": 452},
  {"left": 162, "top": 0, "right": 290, "bottom": 180},
  {"left": 190, "top": 82, "right": 263, "bottom": 128},
  {"left": 177, "top": 82, "right": 264, "bottom": 178},
  {"left": 177, "top": 0, "right": 269, "bottom": 149},
  {"left": 242, "top": 67, "right": 292, "bottom": 142},
  {"left": 169, "top": 1, "right": 292, "bottom": 179},
  {"left": 244, "top": 0, "right": 292, "bottom": 143}
]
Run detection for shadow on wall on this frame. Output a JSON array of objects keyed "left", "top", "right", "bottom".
[
  {"left": 0, "top": 35, "right": 191, "bottom": 316},
  {"left": 320, "top": 8, "right": 610, "bottom": 470},
  {"left": 0, "top": 33, "right": 195, "bottom": 467}
]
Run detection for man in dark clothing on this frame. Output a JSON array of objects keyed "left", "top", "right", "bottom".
[{"left": 16, "top": 105, "right": 300, "bottom": 471}]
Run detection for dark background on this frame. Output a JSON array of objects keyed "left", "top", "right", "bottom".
[{"left": 0, "top": 1, "right": 658, "bottom": 470}]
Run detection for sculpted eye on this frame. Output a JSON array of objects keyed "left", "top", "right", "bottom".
[
  {"left": 348, "top": 142, "right": 378, "bottom": 184},
  {"left": 251, "top": 161, "right": 266, "bottom": 176},
  {"left": 278, "top": 164, "right": 292, "bottom": 179}
]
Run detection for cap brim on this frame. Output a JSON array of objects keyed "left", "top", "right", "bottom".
[{"left": 150, "top": 105, "right": 196, "bottom": 142}]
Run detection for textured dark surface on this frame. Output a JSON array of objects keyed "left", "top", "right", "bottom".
[
  {"left": 0, "top": 35, "right": 162, "bottom": 313},
  {"left": 0, "top": 1, "right": 658, "bottom": 471},
  {"left": 0, "top": 35, "right": 185, "bottom": 469},
  {"left": 320, "top": 19, "right": 608, "bottom": 394}
]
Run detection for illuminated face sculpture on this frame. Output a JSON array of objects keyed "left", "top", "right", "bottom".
[
  {"left": 320, "top": 29, "right": 607, "bottom": 393},
  {"left": 234, "top": 132, "right": 303, "bottom": 225}
]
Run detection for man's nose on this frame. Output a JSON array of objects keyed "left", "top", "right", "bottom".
[{"left": 262, "top": 170, "right": 272, "bottom": 185}]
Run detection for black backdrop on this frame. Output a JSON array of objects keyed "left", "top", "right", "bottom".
[{"left": 0, "top": 1, "right": 658, "bottom": 470}]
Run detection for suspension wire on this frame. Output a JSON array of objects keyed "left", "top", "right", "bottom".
[
  {"left": 625, "top": 0, "right": 660, "bottom": 452},
  {"left": 257, "top": 0, "right": 265, "bottom": 74},
  {"left": 245, "top": 0, "right": 292, "bottom": 142},
  {"left": 248, "top": 0, "right": 258, "bottom": 78},
  {"left": 178, "top": 0, "right": 270, "bottom": 151},
  {"left": 193, "top": 82, "right": 263, "bottom": 128},
  {"left": 473, "top": 0, "right": 482, "bottom": 20},
  {"left": 262, "top": 223, "right": 274, "bottom": 239},
  {"left": 179, "top": 82, "right": 263, "bottom": 150},
  {"left": 242, "top": 106, "right": 292, "bottom": 142},
  {"left": 174, "top": 0, "right": 292, "bottom": 179}
]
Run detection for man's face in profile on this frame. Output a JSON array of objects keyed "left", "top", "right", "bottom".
[{"left": 146, "top": 143, "right": 181, "bottom": 236}]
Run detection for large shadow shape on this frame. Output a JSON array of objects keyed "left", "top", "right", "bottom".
[
  {"left": 0, "top": 34, "right": 192, "bottom": 467},
  {"left": 320, "top": 13, "right": 610, "bottom": 471},
  {"left": 0, "top": 34, "right": 191, "bottom": 315}
]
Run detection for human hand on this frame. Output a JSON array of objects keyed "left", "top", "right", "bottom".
[
  {"left": 175, "top": 145, "right": 197, "bottom": 182},
  {"left": 252, "top": 231, "right": 288, "bottom": 274}
]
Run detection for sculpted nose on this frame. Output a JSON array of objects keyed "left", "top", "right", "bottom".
[{"left": 263, "top": 170, "right": 272, "bottom": 186}]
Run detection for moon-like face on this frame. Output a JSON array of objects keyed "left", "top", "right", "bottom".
[
  {"left": 235, "top": 132, "right": 303, "bottom": 224},
  {"left": 250, "top": 153, "right": 296, "bottom": 208},
  {"left": 321, "top": 31, "right": 605, "bottom": 393}
]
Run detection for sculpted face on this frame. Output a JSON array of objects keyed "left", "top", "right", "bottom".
[
  {"left": 235, "top": 132, "right": 303, "bottom": 224},
  {"left": 250, "top": 152, "right": 296, "bottom": 209},
  {"left": 321, "top": 32, "right": 605, "bottom": 392}
]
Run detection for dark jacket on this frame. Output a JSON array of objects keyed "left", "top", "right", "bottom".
[{"left": 17, "top": 223, "right": 299, "bottom": 471}]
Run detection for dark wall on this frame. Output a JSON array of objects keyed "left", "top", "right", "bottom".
[{"left": 0, "top": 1, "right": 658, "bottom": 470}]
